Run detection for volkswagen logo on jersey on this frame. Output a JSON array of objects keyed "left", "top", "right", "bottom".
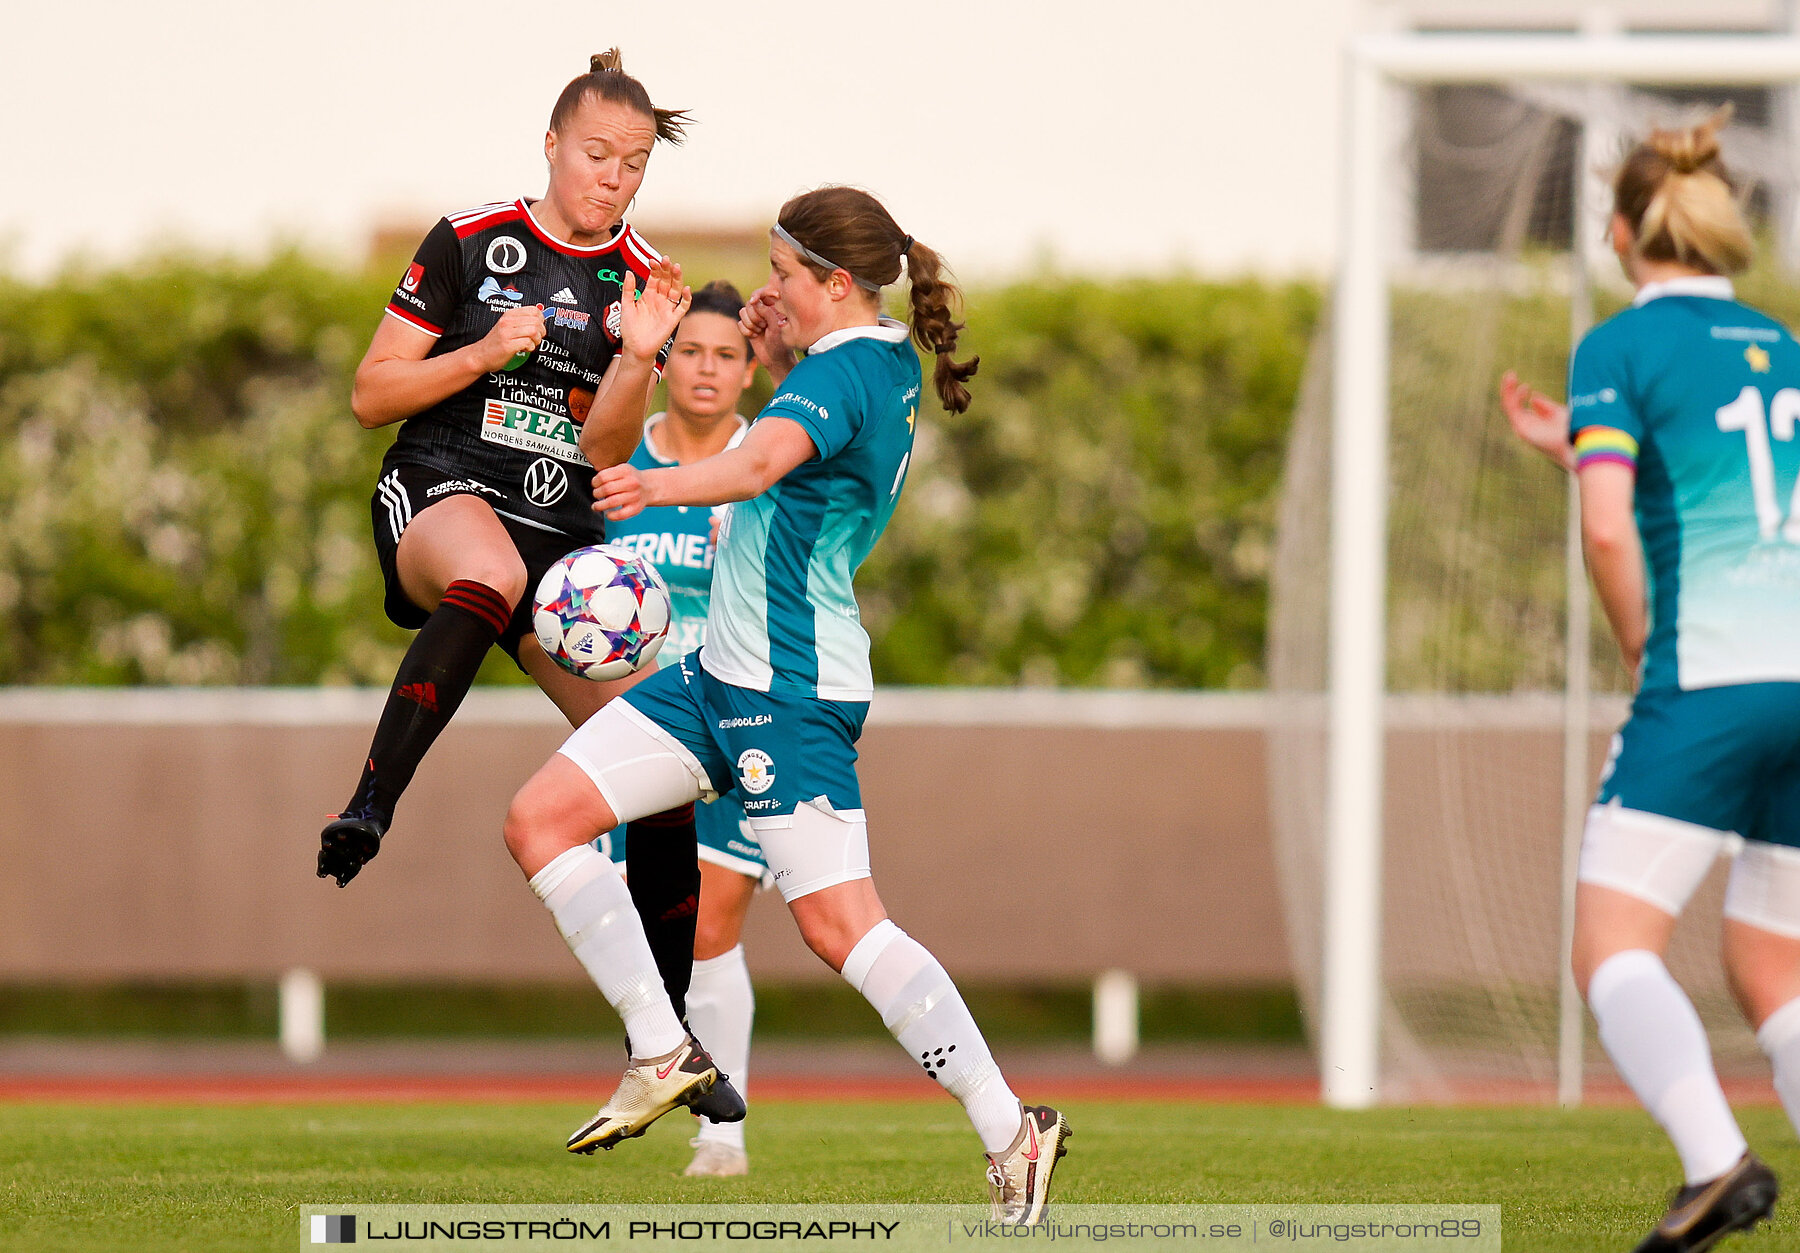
[
  {"left": 523, "top": 457, "right": 569, "bottom": 507},
  {"left": 736, "top": 749, "right": 776, "bottom": 795},
  {"left": 485, "top": 236, "right": 527, "bottom": 274}
]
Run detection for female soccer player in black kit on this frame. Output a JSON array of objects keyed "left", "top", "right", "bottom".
[{"left": 318, "top": 54, "right": 735, "bottom": 1115}]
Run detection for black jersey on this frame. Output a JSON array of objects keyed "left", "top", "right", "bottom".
[{"left": 382, "top": 198, "right": 670, "bottom": 538}]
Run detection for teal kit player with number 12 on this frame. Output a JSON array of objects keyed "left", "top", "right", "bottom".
[{"left": 1503, "top": 112, "right": 1800, "bottom": 1252}]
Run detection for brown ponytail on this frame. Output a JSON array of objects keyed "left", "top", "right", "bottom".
[
  {"left": 901, "top": 238, "right": 979, "bottom": 414},
  {"left": 1613, "top": 106, "right": 1752, "bottom": 276},
  {"left": 549, "top": 49, "right": 690, "bottom": 145},
  {"left": 775, "top": 186, "right": 979, "bottom": 413}
]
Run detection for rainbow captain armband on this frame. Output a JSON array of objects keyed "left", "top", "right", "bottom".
[{"left": 1573, "top": 426, "right": 1638, "bottom": 472}]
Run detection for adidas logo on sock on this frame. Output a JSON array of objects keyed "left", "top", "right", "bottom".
[
  {"left": 397, "top": 681, "right": 439, "bottom": 713},
  {"left": 549, "top": 287, "right": 578, "bottom": 305}
]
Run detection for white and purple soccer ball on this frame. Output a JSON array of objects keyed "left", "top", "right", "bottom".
[{"left": 533, "top": 544, "right": 671, "bottom": 681}]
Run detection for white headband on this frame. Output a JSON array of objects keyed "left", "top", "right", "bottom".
[{"left": 772, "top": 224, "right": 882, "bottom": 291}]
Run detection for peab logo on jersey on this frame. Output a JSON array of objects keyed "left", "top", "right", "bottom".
[
  {"left": 401, "top": 263, "right": 424, "bottom": 293},
  {"left": 481, "top": 399, "right": 590, "bottom": 465},
  {"left": 736, "top": 749, "right": 776, "bottom": 795},
  {"left": 485, "top": 235, "right": 527, "bottom": 274},
  {"left": 522, "top": 457, "right": 569, "bottom": 507}
]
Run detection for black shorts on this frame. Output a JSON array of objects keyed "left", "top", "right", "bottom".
[{"left": 370, "top": 460, "right": 597, "bottom": 668}]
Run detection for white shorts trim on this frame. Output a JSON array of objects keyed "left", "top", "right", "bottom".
[
  {"left": 750, "top": 797, "right": 871, "bottom": 903},
  {"left": 557, "top": 698, "right": 713, "bottom": 825},
  {"left": 1577, "top": 801, "right": 1735, "bottom": 916},
  {"left": 1724, "top": 841, "right": 1800, "bottom": 940},
  {"left": 697, "top": 842, "right": 775, "bottom": 890}
]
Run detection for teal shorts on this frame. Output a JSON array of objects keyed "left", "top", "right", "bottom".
[
  {"left": 617, "top": 649, "right": 869, "bottom": 821},
  {"left": 1598, "top": 682, "right": 1800, "bottom": 848}
]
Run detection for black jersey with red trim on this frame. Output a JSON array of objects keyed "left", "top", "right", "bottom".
[{"left": 382, "top": 197, "right": 669, "bottom": 538}]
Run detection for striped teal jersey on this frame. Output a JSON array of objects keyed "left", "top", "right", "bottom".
[
  {"left": 1568, "top": 276, "right": 1800, "bottom": 692},
  {"left": 603, "top": 414, "right": 745, "bottom": 659},
  {"left": 702, "top": 319, "right": 919, "bottom": 701}
]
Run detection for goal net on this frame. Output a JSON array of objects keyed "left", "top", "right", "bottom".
[{"left": 1269, "top": 36, "right": 1800, "bottom": 1102}]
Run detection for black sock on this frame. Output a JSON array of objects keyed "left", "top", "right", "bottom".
[
  {"left": 625, "top": 803, "right": 701, "bottom": 1022},
  {"left": 345, "top": 579, "right": 513, "bottom": 826}
]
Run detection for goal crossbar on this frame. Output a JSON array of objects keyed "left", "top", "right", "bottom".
[{"left": 1356, "top": 33, "right": 1800, "bottom": 85}]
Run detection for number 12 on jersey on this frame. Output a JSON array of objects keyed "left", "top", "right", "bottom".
[{"left": 1716, "top": 385, "right": 1800, "bottom": 543}]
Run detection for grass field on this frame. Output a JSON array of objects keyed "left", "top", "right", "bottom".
[{"left": 2, "top": 1099, "right": 1797, "bottom": 1252}]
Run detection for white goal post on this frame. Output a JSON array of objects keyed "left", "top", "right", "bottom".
[{"left": 1324, "top": 30, "right": 1800, "bottom": 1110}]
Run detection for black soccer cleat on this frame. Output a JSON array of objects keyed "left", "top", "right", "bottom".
[
  {"left": 689, "top": 1071, "right": 747, "bottom": 1123},
  {"left": 317, "top": 814, "right": 385, "bottom": 887},
  {"left": 1633, "top": 1151, "right": 1779, "bottom": 1253}
]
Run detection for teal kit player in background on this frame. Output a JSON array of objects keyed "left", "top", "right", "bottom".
[
  {"left": 1503, "top": 112, "right": 1800, "bottom": 1253},
  {"left": 499, "top": 187, "right": 1071, "bottom": 1225},
  {"left": 597, "top": 280, "right": 768, "bottom": 1178}
]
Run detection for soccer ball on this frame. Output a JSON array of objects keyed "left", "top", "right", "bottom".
[{"left": 532, "top": 544, "right": 672, "bottom": 680}]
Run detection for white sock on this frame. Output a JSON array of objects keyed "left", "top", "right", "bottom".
[
  {"left": 1756, "top": 995, "right": 1800, "bottom": 1138},
  {"left": 689, "top": 944, "right": 753, "bottom": 1149},
  {"left": 529, "top": 845, "right": 686, "bottom": 1058},
  {"left": 842, "top": 919, "right": 1022, "bottom": 1154},
  {"left": 1588, "top": 949, "right": 1746, "bottom": 1185}
]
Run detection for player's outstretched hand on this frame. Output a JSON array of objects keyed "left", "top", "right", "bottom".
[
  {"left": 740, "top": 286, "right": 797, "bottom": 379},
  {"left": 1500, "top": 370, "right": 1575, "bottom": 472},
  {"left": 594, "top": 462, "right": 650, "bottom": 521},
  {"left": 620, "top": 261, "right": 691, "bottom": 365},
  {"left": 472, "top": 304, "right": 548, "bottom": 372}
]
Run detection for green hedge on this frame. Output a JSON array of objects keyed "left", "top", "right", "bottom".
[{"left": 0, "top": 254, "right": 1317, "bottom": 687}]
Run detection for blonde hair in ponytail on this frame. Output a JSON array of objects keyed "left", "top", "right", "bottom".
[{"left": 1613, "top": 106, "right": 1753, "bottom": 276}]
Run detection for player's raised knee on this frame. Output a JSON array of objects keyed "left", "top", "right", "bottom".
[
  {"left": 462, "top": 552, "right": 528, "bottom": 608},
  {"left": 504, "top": 759, "right": 616, "bottom": 873}
]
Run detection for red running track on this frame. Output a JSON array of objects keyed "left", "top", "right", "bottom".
[{"left": 0, "top": 1073, "right": 1778, "bottom": 1106}]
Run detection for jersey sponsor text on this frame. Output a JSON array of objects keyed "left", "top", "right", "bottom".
[{"left": 481, "top": 400, "right": 590, "bottom": 465}]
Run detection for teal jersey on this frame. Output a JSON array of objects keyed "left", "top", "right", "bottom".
[
  {"left": 702, "top": 320, "right": 920, "bottom": 701},
  {"left": 603, "top": 414, "right": 745, "bottom": 659},
  {"left": 1568, "top": 277, "right": 1800, "bottom": 692}
]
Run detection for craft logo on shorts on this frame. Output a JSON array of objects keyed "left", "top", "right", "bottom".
[
  {"left": 523, "top": 457, "right": 569, "bottom": 507},
  {"left": 485, "top": 235, "right": 527, "bottom": 274},
  {"left": 310, "top": 1214, "right": 356, "bottom": 1243},
  {"left": 481, "top": 399, "right": 591, "bottom": 465},
  {"left": 736, "top": 749, "right": 776, "bottom": 795},
  {"left": 401, "top": 263, "right": 424, "bottom": 293}
]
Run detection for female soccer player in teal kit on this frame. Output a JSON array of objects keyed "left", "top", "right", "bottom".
[
  {"left": 501, "top": 186, "right": 1070, "bottom": 1225},
  {"left": 598, "top": 280, "right": 767, "bottom": 1178},
  {"left": 1503, "top": 112, "right": 1800, "bottom": 1252}
]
